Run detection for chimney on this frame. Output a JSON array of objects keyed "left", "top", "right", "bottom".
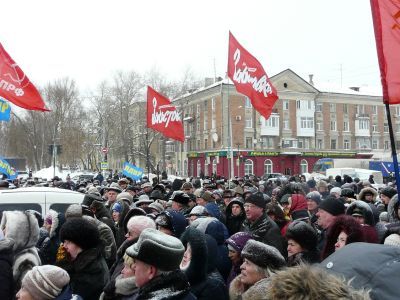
[
  {"left": 349, "top": 86, "right": 360, "bottom": 92},
  {"left": 308, "top": 74, "right": 314, "bottom": 86}
]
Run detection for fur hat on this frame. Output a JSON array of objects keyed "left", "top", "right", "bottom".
[
  {"left": 22, "top": 265, "right": 70, "bottom": 300},
  {"left": 60, "top": 218, "right": 100, "bottom": 250},
  {"left": 318, "top": 196, "right": 345, "bottom": 216},
  {"left": 197, "top": 190, "right": 214, "bottom": 202},
  {"left": 341, "top": 188, "right": 355, "bottom": 199},
  {"left": 225, "top": 231, "right": 253, "bottom": 253},
  {"left": 241, "top": 240, "right": 286, "bottom": 270},
  {"left": 169, "top": 191, "right": 190, "bottom": 205},
  {"left": 380, "top": 187, "right": 397, "bottom": 200},
  {"left": 285, "top": 220, "right": 318, "bottom": 251},
  {"left": 126, "top": 228, "right": 185, "bottom": 271},
  {"left": 244, "top": 192, "right": 265, "bottom": 209},
  {"left": 82, "top": 193, "right": 103, "bottom": 207}
]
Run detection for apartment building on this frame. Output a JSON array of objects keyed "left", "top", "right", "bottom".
[{"left": 166, "top": 69, "right": 397, "bottom": 178}]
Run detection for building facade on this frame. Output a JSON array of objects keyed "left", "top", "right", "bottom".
[{"left": 165, "top": 69, "right": 397, "bottom": 178}]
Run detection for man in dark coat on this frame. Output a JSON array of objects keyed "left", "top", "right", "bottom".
[
  {"left": 125, "top": 228, "right": 196, "bottom": 300},
  {"left": 241, "top": 193, "right": 287, "bottom": 257},
  {"left": 225, "top": 198, "right": 246, "bottom": 236},
  {"left": 0, "top": 237, "right": 14, "bottom": 300},
  {"left": 58, "top": 218, "right": 109, "bottom": 300}
]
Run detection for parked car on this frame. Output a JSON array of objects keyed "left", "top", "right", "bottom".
[{"left": 0, "top": 187, "right": 84, "bottom": 215}]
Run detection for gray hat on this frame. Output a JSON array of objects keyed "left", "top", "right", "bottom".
[
  {"left": 241, "top": 239, "right": 286, "bottom": 270},
  {"left": 117, "top": 192, "right": 133, "bottom": 204},
  {"left": 188, "top": 206, "right": 208, "bottom": 217},
  {"left": 126, "top": 228, "right": 185, "bottom": 271},
  {"left": 148, "top": 202, "right": 164, "bottom": 214},
  {"left": 136, "top": 194, "right": 153, "bottom": 206},
  {"left": 22, "top": 265, "right": 70, "bottom": 300},
  {"left": 141, "top": 182, "right": 152, "bottom": 189},
  {"left": 106, "top": 182, "right": 122, "bottom": 193}
]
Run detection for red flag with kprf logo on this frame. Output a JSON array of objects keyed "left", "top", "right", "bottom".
[
  {"left": 146, "top": 86, "right": 184, "bottom": 142},
  {"left": 371, "top": 0, "right": 400, "bottom": 104},
  {"left": 0, "top": 43, "right": 48, "bottom": 111},
  {"left": 227, "top": 32, "right": 278, "bottom": 119}
]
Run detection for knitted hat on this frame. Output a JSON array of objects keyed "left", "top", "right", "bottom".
[
  {"left": 306, "top": 191, "right": 321, "bottom": 205},
  {"left": 384, "top": 234, "right": 400, "bottom": 247},
  {"left": 318, "top": 196, "right": 345, "bottom": 216},
  {"left": 341, "top": 188, "right": 355, "bottom": 199},
  {"left": 60, "top": 218, "right": 100, "bottom": 250},
  {"left": 112, "top": 202, "right": 123, "bottom": 213},
  {"left": 330, "top": 187, "right": 342, "bottom": 195},
  {"left": 244, "top": 192, "right": 265, "bottom": 209},
  {"left": 126, "top": 228, "right": 185, "bottom": 271},
  {"left": 241, "top": 240, "right": 286, "bottom": 270},
  {"left": 285, "top": 220, "right": 318, "bottom": 251},
  {"left": 225, "top": 231, "right": 253, "bottom": 252},
  {"left": 22, "top": 265, "right": 70, "bottom": 300},
  {"left": 379, "top": 211, "right": 389, "bottom": 223},
  {"left": 380, "top": 187, "right": 397, "bottom": 200}
]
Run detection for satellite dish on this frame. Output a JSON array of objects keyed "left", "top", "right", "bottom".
[{"left": 212, "top": 133, "right": 219, "bottom": 142}]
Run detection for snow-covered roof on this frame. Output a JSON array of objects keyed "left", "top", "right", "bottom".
[{"left": 314, "top": 81, "right": 383, "bottom": 97}]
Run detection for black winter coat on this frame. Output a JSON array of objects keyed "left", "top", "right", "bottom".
[
  {"left": 241, "top": 213, "right": 287, "bottom": 257},
  {"left": 0, "top": 239, "right": 14, "bottom": 300},
  {"left": 59, "top": 247, "right": 109, "bottom": 300}
]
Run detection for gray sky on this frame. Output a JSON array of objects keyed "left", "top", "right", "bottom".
[{"left": 1, "top": 0, "right": 381, "bottom": 93}]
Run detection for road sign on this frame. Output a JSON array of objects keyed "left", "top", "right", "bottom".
[
  {"left": 101, "top": 162, "right": 109, "bottom": 170},
  {"left": 102, "top": 147, "right": 109, "bottom": 154}
]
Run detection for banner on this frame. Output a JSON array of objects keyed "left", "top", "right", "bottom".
[
  {"left": 0, "top": 98, "right": 11, "bottom": 121},
  {"left": 147, "top": 86, "right": 184, "bottom": 142},
  {"left": 370, "top": 0, "right": 400, "bottom": 104},
  {"left": 122, "top": 162, "right": 143, "bottom": 181},
  {"left": 227, "top": 32, "right": 278, "bottom": 120},
  {"left": 0, "top": 156, "right": 18, "bottom": 180},
  {"left": 0, "top": 44, "right": 49, "bottom": 111}
]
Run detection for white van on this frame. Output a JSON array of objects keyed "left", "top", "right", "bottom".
[{"left": 0, "top": 187, "right": 85, "bottom": 215}]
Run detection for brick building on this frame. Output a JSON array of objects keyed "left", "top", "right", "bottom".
[{"left": 164, "top": 69, "right": 396, "bottom": 178}]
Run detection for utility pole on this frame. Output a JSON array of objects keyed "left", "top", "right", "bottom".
[{"left": 236, "top": 143, "right": 241, "bottom": 177}]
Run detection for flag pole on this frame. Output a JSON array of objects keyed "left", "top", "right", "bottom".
[{"left": 385, "top": 103, "right": 400, "bottom": 196}]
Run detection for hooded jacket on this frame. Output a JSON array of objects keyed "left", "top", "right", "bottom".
[
  {"left": 113, "top": 199, "right": 130, "bottom": 249},
  {"left": 358, "top": 187, "right": 380, "bottom": 224},
  {"left": 0, "top": 211, "right": 41, "bottom": 294},
  {"left": 225, "top": 200, "right": 246, "bottom": 236}
]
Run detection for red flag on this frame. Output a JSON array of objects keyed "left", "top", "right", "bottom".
[
  {"left": 371, "top": 0, "right": 400, "bottom": 104},
  {"left": 227, "top": 32, "right": 278, "bottom": 119},
  {"left": 0, "top": 43, "right": 48, "bottom": 111},
  {"left": 147, "top": 86, "right": 184, "bottom": 142}
]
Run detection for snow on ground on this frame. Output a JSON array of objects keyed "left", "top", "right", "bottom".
[{"left": 33, "top": 167, "right": 84, "bottom": 181}]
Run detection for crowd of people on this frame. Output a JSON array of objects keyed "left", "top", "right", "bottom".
[{"left": 0, "top": 171, "right": 399, "bottom": 299}]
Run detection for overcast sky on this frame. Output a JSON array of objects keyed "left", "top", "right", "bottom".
[{"left": 1, "top": 0, "right": 381, "bottom": 93}]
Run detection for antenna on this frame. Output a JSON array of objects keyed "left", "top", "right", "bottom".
[{"left": 213, "top": 58, "right": 217, "bottom": 83}]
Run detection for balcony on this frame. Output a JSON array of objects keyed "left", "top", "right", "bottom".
[{"left": 260, "top": 114, "right": 279, "bottom": 136}]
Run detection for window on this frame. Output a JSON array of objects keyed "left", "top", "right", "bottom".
[
  {"left": 204, "top": 159, "right": 208, "bottom": 176},
  {"left": 372, "top": 124, "right": 378, "bottom": 132},
  {"left": 184, "top": 160, "right": 188, "bottom": 177},
  {"left": 343, "top": 121, "right": 349, "bottom": 132},
  {"left": 246, "top": 137, "right": 252, "bottom": 148},
  {"left": 298, "top": 140, "right": 303, "bottom": 148},
  {"left": 296, "top": 100, "right": 301, "bottom": 109},
  {"left": 384, "top": 140, "right": 390, "bottom": 150},
  {"left": 384, "top": 123, "right": 389, "bottom": 132},
  {"left": 212, "top": 159, "right": 217, "bottom": 175},
  {"left": 204, "top": 139, "right": 208, "bottom": 149},
  {"left": 316, "top": 122, "right": 323, "bottom": 131},
  {"left": 264, "top": 159, "right": 273, "bottom": 174},
  {"left": 261, "top": 137, "right": 274, "bottom": 148},
  {"left": 283, "top": 100, "right": 289, "bottom": 110},
  {"left": 266, "top": 115, "right": 279, "bottom": 127},
  {"left": 344, "top": 139, "right": 350, "bottom": 150},
  {"left": 212, "top": 115, "right": 216, "bottom": 129},
  {"left": 300, "top": 117, "right": 314, "bottom": 129},
  {"left": 330, "top": 120, "right": 337, "bottom": 131},
  {"left": 300, "top": 159, "right": 308, "bottom": 174},
  {"left": 315, "top": 103, "right": 322, "bottom": 112},
  {"left": 330, "top": 103, "right": 336, "bottom": 112},
  {"left": 317, "top": 139, "right": 323, "bottom": 149},
  {"left": 343, "top": 104, "right": 348, "bottom": 114},
  {"left": 196, "top": 160, "right": 201, "bottom": 177},
  {"left": 395, "top": 106, "right": 400, "bottom": 116},
  {"left": 356, "top": 104, "right": 365, "bottom": 114},
  {"left": 372, "top": 139, "right": 378, "bottom": 149},
  {"left": 244, "top": 159, "right": 254, "bottom": 175},
  {"left": 372, "top": 105, "right": 377, "bottom": 115},
  {"left": 359, "top": 119, "right": 369, "bottom": 130},
  {"left": 245, "top": 97, "right": 252, "bottom": 108},
  {"left": 331, "top": 139, "right": 337, "bottom": 150},
  {"left": 211, "top": 97, "right": 215, "bottom": 111},
  {"left": 283, "top": 120, "right": 290, "bottom": 130},
  {"left": 196, "top": 104, "right": 200, "bottom": 116},
  {"left": 245, "top": 115, "right": 252, "bottom": 128}
]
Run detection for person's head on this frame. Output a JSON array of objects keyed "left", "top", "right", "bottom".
[
  {"left": 187, "top": 206, "right": 208, "bottom": 223},
  {"left": 17, "top": 265, "right": 70, "bottom": 300},
  {"left": 125, "top": 215, "right": 156, "bottom": 241},
  {"left": 141, "top": 182, "right": 153, "bottom": 194},
  {"left": 111, "top": 202, "right": 123, "bottom": 222},
  {"left": 181, "top": 182, "right": 194, "bottom": 194},
  {"left": 194, "top": 189, "right": 213, "bottom": 207},
  {"left": 240, "top": 240, "right": 286, "bottom": 286},
  {"left": 380, "top": 187, "right": 397, "bottom": 205},
  {"left": 334, "top": 230, "right": 348, "bottom": 251},
  {"left": 285, "top": 220, "right": 318, "bottom": 257},
  {"left": 316, "top": 196, "right": 345, "bottom": 229},
  {"left": 317, "top": 180, "right": 328, "bottom": 192},
  {"left": 358, "top": 187, "right": 377, "bottom": 203},
  {"left": 59, "top": 218, "right": 100, "bottom": 260},
  {"left": 154, "top": 210, "right": 187, "bottom": 238},
  {"left": 330, "top": 187, "right": 342, "bottom": 199},
  {"left": 306, "top": 191, "right": 321, "bottom": 211},
  {"left": 118, "top": 178, "right": 129, "bottom": 190},
  {"left": 170, "top": 191, "right": 190, "bottom": 211},
  {"left": 244, "top": 193, "right": 266, "bottom": 222},
  {"left": 225, "top": 231, "right": 253, "bottom": 266},
  {"left": 125, "top": 228, "right": 185, "bottom": 287},
  {"left": 280, "top": 194, "right": 292, "bottom": 212},
  {"left": 121, "top": 253, "right": 136, "bottom": 278},
  {"left": 135, "top": 194, "right": 153, "bottom": 208}
]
